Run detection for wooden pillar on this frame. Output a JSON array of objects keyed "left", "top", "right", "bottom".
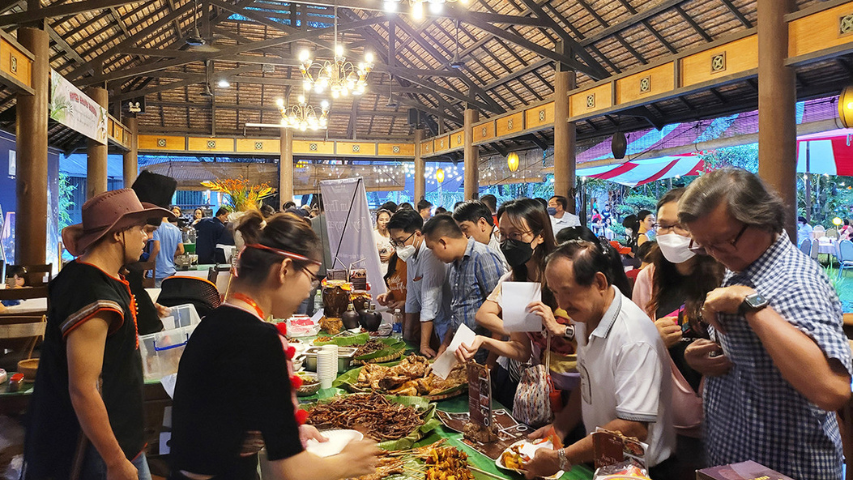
[
  {"left": 279, "top": 128, "right": 293, "bottom": 208},
  {"left": 15, "top": 27, "right": 48, "bottom": 265},
  {"left": 86, "top": 86, "right": 108, "bottom": 199},
  {"left": 463, "top": 108, "right": 479, "bottom": 200},
  {"left": 554, "top": 67, "right": 577, "bottom": 213},
  {"left": 123, "top": 115, "right": 138, "bottom": 188},
  {"left": 414, "top": 128, "right": 425, "bottom": 202},
  {"left": 757, "top": 0, "right": 797, "bottom": 241}
]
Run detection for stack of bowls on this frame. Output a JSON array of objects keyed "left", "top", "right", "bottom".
[{"left": 317, "top": 345, "right": 338, "bottom": 389}]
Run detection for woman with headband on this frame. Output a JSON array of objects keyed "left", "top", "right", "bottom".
[{"left": 169, "top": 211, "right": 380, "bottom": 480}]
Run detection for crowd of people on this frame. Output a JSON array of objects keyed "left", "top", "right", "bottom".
[{"left": 17, "top": 167, "right": 852, "bottom": 480}]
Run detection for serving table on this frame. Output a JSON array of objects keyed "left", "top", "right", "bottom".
[{"left": 0, "top": 338, "right": 593, "bottom": 480}]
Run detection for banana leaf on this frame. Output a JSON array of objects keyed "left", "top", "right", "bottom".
[
  {"left": 306, "top": 394, "right": 441, "bottom": 450},
  {"left": 333, "top": 360, "right": 468, "bottom": 400},
  {"left": 354, "top": 338, "right": 406, "bottom": 361},
  {"left": 312, "top": 332, "right": 369, "bottom": 346}
]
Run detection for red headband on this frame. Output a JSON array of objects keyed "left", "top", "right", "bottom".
[{"left": 242, "top": 243, "right": 322, "bottom": 266}]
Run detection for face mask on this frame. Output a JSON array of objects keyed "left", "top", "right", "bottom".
[
  {"left": 396, "top": 245, "right": 416, "bottom": 262},
  {"left": 656, "top": 232, "right": 696, "bottom": 264},
  {"left": 500, "top": 238, "right": 534, "bottom": 268},
  {"left": 546, "top": 207, "right": 557, "bottom": 216}
]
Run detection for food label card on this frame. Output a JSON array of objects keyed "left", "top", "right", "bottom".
[
  {"left": 467, "top": 362, "right": 493, "bottom": 428},
  {"left": 591, "top": 428, "right": 648, "bottom": 470}
]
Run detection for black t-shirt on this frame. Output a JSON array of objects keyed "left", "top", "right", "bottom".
[
  {"left": 654, "top": 279, "right": 703, "bottom": 393},
  {"left": 170, "top": 306, "right": 302, "bottom": 479},
  {"left": 24, "top": 261, "right": 144, "bottom": 479}
]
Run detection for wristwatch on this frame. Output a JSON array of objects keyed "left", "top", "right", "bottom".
[
  {"left": 740, "top": 291, "right": 769, "bottom": 314},
  {"left": 557, "top": 448, "right": 571, "bottom": 471},
  {"left": 563, "top": 324, "right": 575, "bottom": 340}
]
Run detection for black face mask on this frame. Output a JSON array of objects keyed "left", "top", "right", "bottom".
[{"left": 500, "top": 238, "right": 535, "bottom": 268}]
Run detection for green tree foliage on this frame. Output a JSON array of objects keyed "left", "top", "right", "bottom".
[{"left": 58, "top": 173, "right": 75, "bottom": 231}]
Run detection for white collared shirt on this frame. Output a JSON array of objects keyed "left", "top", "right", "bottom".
[
  {"left": 573, "top": 288, "right": 675, "bottom": 467},
  {"left": 550, "top": 212, "right": 580, "bottom": 237}
]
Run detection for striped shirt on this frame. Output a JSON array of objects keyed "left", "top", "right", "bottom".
[{"left": 449, "top": 238, "right": 506, "bottom": 333}]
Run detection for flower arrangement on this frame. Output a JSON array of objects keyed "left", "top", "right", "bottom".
[{"left": 200, "top": 177, "right": 275, "bottom": 212}]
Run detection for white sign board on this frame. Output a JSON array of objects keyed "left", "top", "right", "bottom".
[
  {"left": 49, "top": 69, "right": 108, "bottom": 144},
  {"left": 319, "top": 177, "right": 386, "bottom": 300}
]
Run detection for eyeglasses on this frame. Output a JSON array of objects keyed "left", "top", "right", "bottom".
[
  {"left": 653, "top": 222, "right": 689, "bottom": 235},
  {"left": 390, "top": 232, "right": 416, "bottom": 248},
  {"left": 501, "top": 230, "right": 534, "bottom": 242},
  {"left": 301, "top": 267, "right": 320, "bottom": 289},
  {"left": 688, "top": 224, "right": 749, "bottom": 255}
]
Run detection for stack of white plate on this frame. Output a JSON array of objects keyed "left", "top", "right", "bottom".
[{"left": 317, "top": 345, "right": 338, "bottom": 389}]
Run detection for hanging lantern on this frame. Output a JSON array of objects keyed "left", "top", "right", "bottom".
[
  {"left": 839, "top": 85, "right": 853, "bottom": 128},
  {"left": 435, "top": 167, "right": 445, "bottom": 183},
  {"left": 834, "top": 217, "right": 843, "bottom": 226},
  {"left": 507, "top": 152, "right": 520, "bottom": 172},
  {"left": 611, "top": 131, "right": 627, "bottom": 159}
]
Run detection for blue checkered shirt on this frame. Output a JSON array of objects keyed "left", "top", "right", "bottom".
[
  {"left": 449, "top": 238, "right": 506, "bottom": 333},
  {"left": 705, "top": 231, "right": 852, "bottom": 479}
]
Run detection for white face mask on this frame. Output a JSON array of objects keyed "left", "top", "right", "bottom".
[
  {"left": 396, "top": 245, "right": 416, "bottom": 262},
  {"left": 656, "top": 232, "right": 696, "bottom": 264}
]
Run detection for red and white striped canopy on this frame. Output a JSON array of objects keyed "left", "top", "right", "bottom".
[
  {"left": 576, "top": 154, "right": 705, "bottom": 187},
  {"left": 797, "top": 129, "right": 853, "bottom": 175}
]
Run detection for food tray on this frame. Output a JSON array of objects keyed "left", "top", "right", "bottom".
[{"left": 303, "top": 347, "right": 357, "bottom": 373}]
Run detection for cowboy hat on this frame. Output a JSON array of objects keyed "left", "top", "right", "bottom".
[{"left": 62, "top": 188, "right": 175, "bottom": 257}]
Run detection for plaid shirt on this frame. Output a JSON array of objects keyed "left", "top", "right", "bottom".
[
  {"left": 705, "top": 231, "right": 852, "bottom": 479},
  {"left": 449, "top": 238, "right": 506, "bottom": 333}
]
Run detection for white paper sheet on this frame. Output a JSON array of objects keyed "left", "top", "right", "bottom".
[
  {"left": 500, "top": 282, "right": 542, "bottom": 332},
  {"left": 432, "top": 324, "right": 476, "bottom": 380},
  {"left": 160, "top": 373, "right": 178, "bottom": 399}
]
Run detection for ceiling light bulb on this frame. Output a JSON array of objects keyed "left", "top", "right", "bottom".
[
  {"left": 299, "top": 50, "right": 311, "bottom": 62},
  {"left": 297, "top": 94, "right": 305, "bottom": 104},
  {"left": 384, "top": 1, "right": 397, "bottom": 12},
  {"left": 275, "top": 98, "right": 285, "bottom": 107},
  {"left": 303, "top": 80, "right": 312, "bottom": 91},
  {"left": 320, "top": 100, "right": 330, "bottom": 110},
  {"left": 218, "top": 79, "right": 230, "bottom": 88},
  {"left": 335, "top": 44, "right": 344, "bottom": 57},
  {"left": 429, "top": 1, "right": 442, "bottom": 14},
  {"left": 365, "top": 52, "right": 374, "bottom": 64},
  {"left": 412, "top": 1, "right": 424, "bottom": 20},
  {"left": 332, "top": 90, "right": 339, "bottom": 99}
]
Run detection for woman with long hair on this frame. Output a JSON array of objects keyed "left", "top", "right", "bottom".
[
  {"left": 170, "top": 211, "right": 379, "bottom": 480},
  {"left": 374, "top": 209, "right": 394, "bottom": 276},
  {"left": 457, "top": 198, "right": 577, "bottom": 409},
  {"left": 632, "top": 188, "right": 724, "bottom": 477}
]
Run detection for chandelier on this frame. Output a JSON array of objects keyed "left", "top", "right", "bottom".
[
  {"left": 384, "top": 0, "right": 468, "bottom": 18},
  {"left": 299, "top": 7, "right": 374, "bottom": 99},
  {"left": 277, "top": 95, "right": 330, "bottom": 131}
]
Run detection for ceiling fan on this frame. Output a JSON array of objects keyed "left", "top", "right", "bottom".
[
  {"left": 449, "top": 19, "right": 464, "bottom": 69},
  {"left": 200, "top": 60, "right": 215, "bottom": 98},
  {"left": 185, "top": 0, "right": 221, "bottom": 53}
]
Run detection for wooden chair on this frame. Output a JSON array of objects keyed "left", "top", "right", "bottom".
[
  {"left": 208, "top": 264, "right": 232, "bottom": 297},
  {"left": 0, "top": 315, "right": 46, "bottom": 371}
]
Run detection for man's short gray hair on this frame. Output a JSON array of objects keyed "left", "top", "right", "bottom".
[{"left": 678, "top": 168, "right": 786, "bottom": 233}]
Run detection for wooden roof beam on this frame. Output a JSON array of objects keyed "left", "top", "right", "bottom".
[
  {"left": 79, "top": 15, "right": 386, "bottom": 86},
  {"left": 675, "top": 5, "right": 712, "bottom": 43},
  {"left": 580, "top": 0, "right": 687, "bottom": 47},
  {"left": 720, "top": 0, "right": 752, "bottom": 28},
  {"left": 0, "top": 0, "right": 146, "bottom": 27}
]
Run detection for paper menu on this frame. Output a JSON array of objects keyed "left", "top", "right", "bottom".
[
  {"left": 431, "top": 323, "right": 476, "bottom": 380},
  {"left": 500, "top": 282, "right": 542, "bottom": 332}
]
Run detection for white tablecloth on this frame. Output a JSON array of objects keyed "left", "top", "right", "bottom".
[
  {"left": 3, "top": 288, "right": 161, "bottom": 315},
  {"left": 818, "top": 238, "right": 838, "bottom": 256}
]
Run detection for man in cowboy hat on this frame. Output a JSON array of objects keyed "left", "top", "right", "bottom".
[{"left": 24, "top": 188, "right": 173, "bottom": 480}]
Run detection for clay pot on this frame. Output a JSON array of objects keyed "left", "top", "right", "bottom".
[
  {"left": 342, "top": 305, "right": 361, "bottom": 330},
  {"left": 359, "top": 307, "right": 382, "bottom": 332}
]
